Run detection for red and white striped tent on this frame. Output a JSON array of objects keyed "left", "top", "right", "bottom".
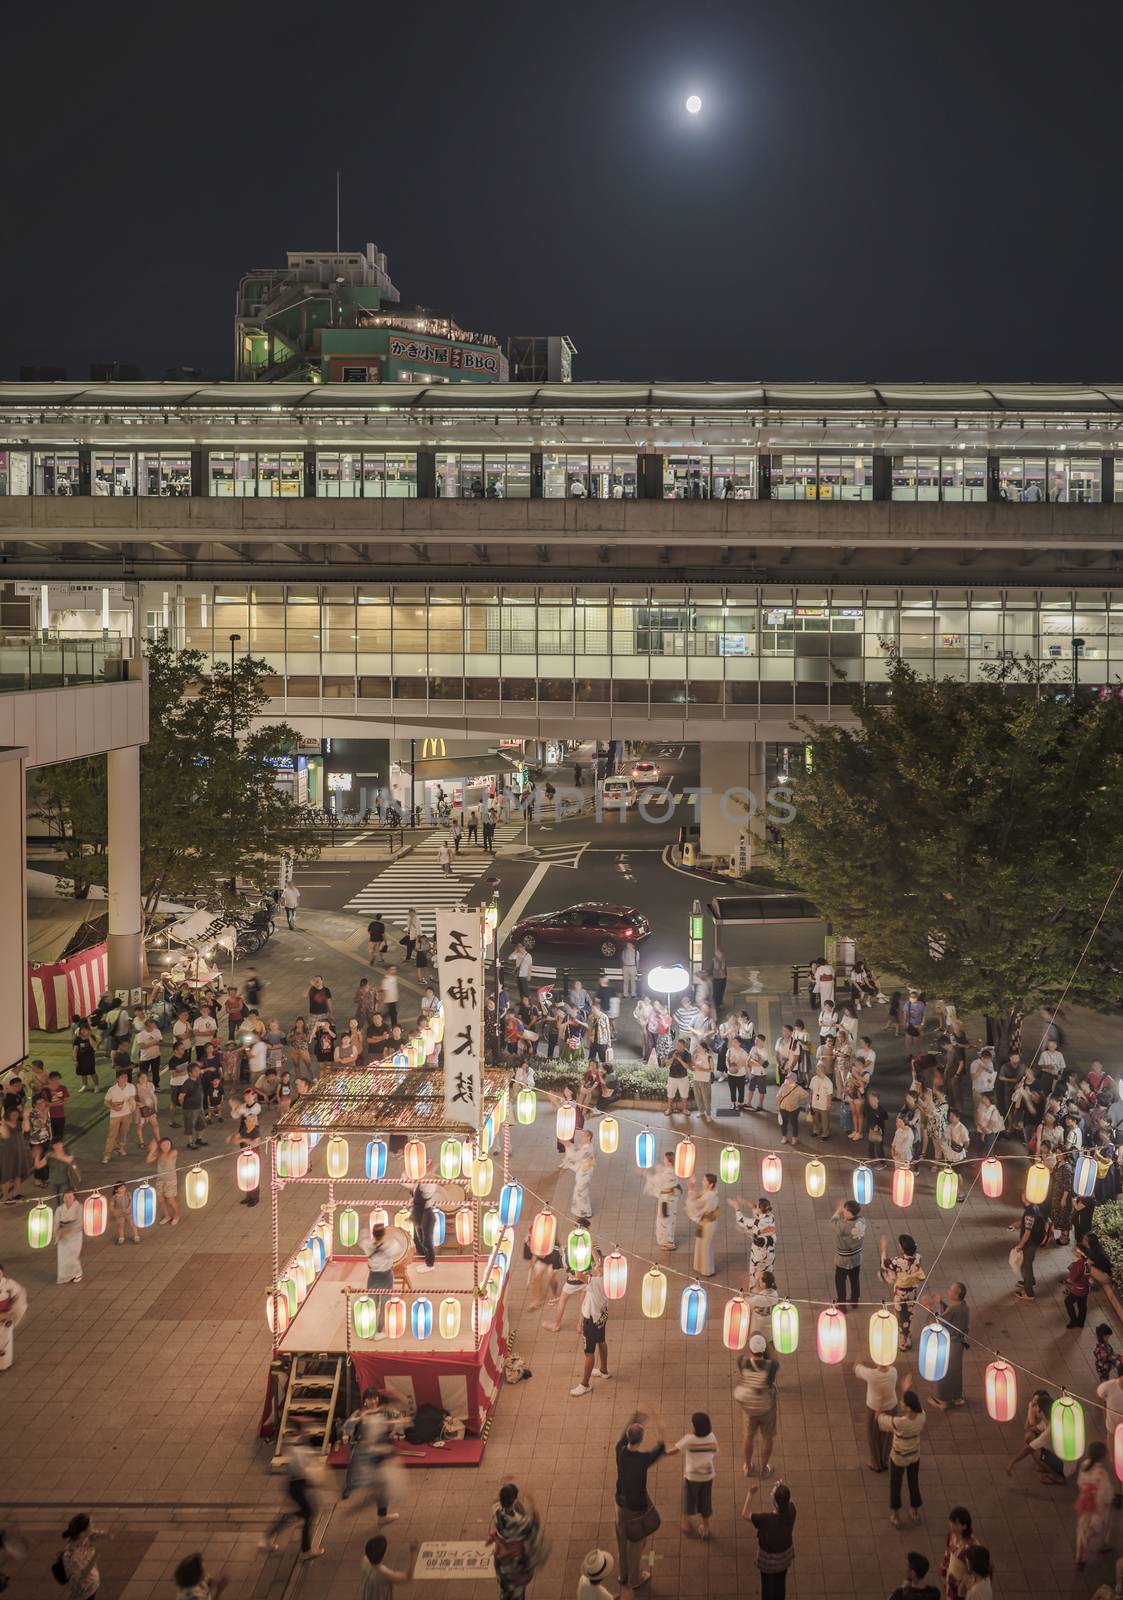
[{"left": 28, "top": 942, "right": 109, "bottom": 1031}]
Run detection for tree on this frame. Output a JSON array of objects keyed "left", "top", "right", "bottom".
[
  {"left": 33, "top": 637, "right": 319, "bottom": 922},
  {"left": 778, "top": 654, "right": 1123, "bottom": 1054}
]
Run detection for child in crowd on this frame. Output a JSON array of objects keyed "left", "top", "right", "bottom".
[
  {"left": 1095, "top": 1323, "right": 1118, "bottom": 1382},
  {"left": 111, "top": 1182, "right": 140, "bottom": 1246},
  {"left": 668, "top": 1410, "right": 718, "bottom": 1541}
]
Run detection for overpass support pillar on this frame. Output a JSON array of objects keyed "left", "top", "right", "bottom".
[
  {"left": 108, "top": 744, "right": 144, "bottom": 991},
  {"left": 0, "top": 749, "right": 28, "bottom": 1067},
  {"left": 698, "top": 742, "right": 767, "bottom": 865}
]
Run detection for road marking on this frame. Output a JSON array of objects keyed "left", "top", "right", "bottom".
[
  {"left": 498, "top": 862, "right": 550, "bottom": 944},
  {"left": 341, "top": 831, "right": 377, "bottom": 847}
]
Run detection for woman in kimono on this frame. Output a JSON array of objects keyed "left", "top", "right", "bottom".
[
  {"left": 922, "top": 1282, "right": 970, "bottom": 1407},
  {"left": 686, "top": 1172, "right": 720, "bottom": 1277},
  {"left": 0, "top": 1263, "right": 28, "bottom": 1369},
  {"left": 55, "top": 1188, "right": 84, "bottom": 1284},
  {"left": 487, "top": 1483, "right": 545, "bottom": 1600},
  {"left": 645, "top": 1152, "right": 682, "bottom": 1251}
]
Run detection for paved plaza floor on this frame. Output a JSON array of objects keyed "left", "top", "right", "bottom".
[{"left": 0, "top": 918, "right": 1119, "bottom": 1598}]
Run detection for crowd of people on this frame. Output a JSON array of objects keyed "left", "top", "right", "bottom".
[{"left": 4, "top": 916, "right": 1123, "bottom": 1598}]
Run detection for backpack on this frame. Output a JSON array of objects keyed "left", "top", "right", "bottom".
[{"left": 50, "top": 1553, "right": 68, "bottom": 1586}]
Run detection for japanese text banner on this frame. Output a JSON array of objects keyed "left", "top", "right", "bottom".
[{"left": 435, "top": 908, "right": 484, "bottom": 1126}]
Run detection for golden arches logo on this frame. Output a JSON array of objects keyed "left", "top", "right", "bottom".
[{"left": 421, "top": 737, "right": 446, "bottom": 758}]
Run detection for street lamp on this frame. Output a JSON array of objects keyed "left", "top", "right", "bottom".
[
  {"left": 228, "top": 634, "right": 242, "bottom": 742},
  {"left": 227, "top": 634, "right": 242, "bottom": 896},
  {"left": 1072, "top": 637, "right": 1085, "bottom": 695},
  {"left": 647, "top": 962, "right": 691, "bottom": 1017}
]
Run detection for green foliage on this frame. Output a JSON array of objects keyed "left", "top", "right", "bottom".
[
  {"left": 532, "top": 1059, "right": 669, "bottom": 1101},
  {"left": 32, "top": 637, "right": 318, "bottom": 918},
  {"left": 778, "top": 653, "right": 1123, "bottom": 1045},
  {"left": 1092, "top": 1199, "right": 1123, "bottom": 1291}
]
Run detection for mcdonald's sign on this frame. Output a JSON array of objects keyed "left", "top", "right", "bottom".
[{"left": 421, "top": 737, "right": 446, "bottom": 758}]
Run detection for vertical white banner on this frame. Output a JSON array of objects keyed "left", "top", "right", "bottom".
[{"left": 435, "top": 908, "right": 484, "bottom": 1126}]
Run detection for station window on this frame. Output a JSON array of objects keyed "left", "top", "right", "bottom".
[
  {"left": 0, "top": 451, "right": 30, "bottom": 495},
  {"left": 436, "top": 452, "right": 530, "bottom": 498},
  {"left": 208, "top": 451, "right": 302, "bottom": 497},
  {"left": 662, "top": 454, "right": 758, "bottom": 499},
  {"left": 1048, "top": 458, "right": 1101, "bottom": 503},
  {"left": 315, "top": 452, "right": 417, "bottom": 497},
  {"left": 891, "top": 455, "right": 987, "bottom": 501},
  {"left": 543, "top": 453, "right": 636, "bottom": 498},
  {"left": 138, "top": 454, "right": 192, "bottom": 496},
  {"left": 33, "top": 451, "right": 81, "bottom": 495},
  {"left": 770, "top": 455, "right": 873, "bottom": 501},
  {"left": 996, "top": 457, "right": 1047, "bottom": 502}
]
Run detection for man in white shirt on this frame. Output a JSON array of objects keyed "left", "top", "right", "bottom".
[
  {"left": 810, "top": 1063, "right": 833, "bottom": 1139},
  {"left": 280, "top": 882, "right": 300, "bottom": 929},
  {"left": 620, "top": 941, "right": 639, "bottom": 999},
  {"left": 853, "top": 1359, "right": 899, "bottom": 1471},
  {"left": 855, "top": 1038, "right": 877, "bottom": 1082},
  {"left": 135, "top": 1017, "right": 163, "bottom": 1086},
  {"left": 191, "top": 1008, "right": 218, "bottom": 1060},
  {"left": 975, "top": 1093, "right": 1004, "bottom": 1143},
  {"left": 969, "top": 1048, "right": 997, "bottom": 1110},
  {"left": 248, "top": 1034, "right": 268, "bottom": 1081},
  {"left": 570, "top": 1252, "right": 610, "bottom": 1396},
  {"left": 378, "top": 969, "right": 399, "bottom": 1029},
  {"left": 514, "top": 943, "right": 534, "bottom": 1000},
  {"left": 1038, "top": 1043, "right": 1067, "bottom": 1083},
  {"left": 103, "top": 1070, "right": 137, "bottom": 1160}
]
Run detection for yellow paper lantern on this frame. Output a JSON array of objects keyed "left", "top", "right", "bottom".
[
  {"left": 641, "top": 1266, "right": 668, "bottom": 1319},
  {"left": 439, "top": 1296, "right": 462, "bottom": 1340},
  {"left": 369, "top": 1206, "right": 389, "bottom": 1233},
  {"left": 556, "top": 1103, "right": 577, "bottom": 1143},
  {"left": 185, "top": 1166, "right": 209, "bottom": 1210},
  {"left": 517, "top": 1088, "right": 537, "bottom": 1125},
  {"left": 868, "top": 1305, "right": 899, "bottom": 1366},
  {"left": 1025, "top": 1160, "right": 1050, "bottom": 1205},
  {"left": 237, "top": 1148, "right": 261, "bottom": 1193},
  {"left": 325, "top": 1135, "right": 349, "bottom": 1178},
  {"left": 804, "top": 1157, "right": 827, "bottom": 1198},
  {"left": 471, "top": 1155, "right": 494, "bottom": 1197},
  {"left": 599, "top": 1116, "right": 619, "bottom": 1155}
]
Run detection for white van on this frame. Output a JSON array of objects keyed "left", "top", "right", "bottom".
[{"left": 600, "top": 776, "right": 637, "bottom": 810}]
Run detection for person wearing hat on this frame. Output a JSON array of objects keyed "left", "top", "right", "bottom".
[
  {"left": 733, "top": 1337, "right": 780, "bottom": 1478},
  {"left": 578, "top": 1548, "right": 616, "bottom": 1598}
]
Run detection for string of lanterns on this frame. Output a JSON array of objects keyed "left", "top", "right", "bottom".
[{"left": 505, "top": 1160, "right": 1115, "bottom": 1470}]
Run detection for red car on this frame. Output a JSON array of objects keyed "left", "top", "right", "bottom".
[{"left": 510, "top": 902, "right": 651, "bottom": 959}]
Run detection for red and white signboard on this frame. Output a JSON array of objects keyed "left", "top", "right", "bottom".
[{"left": 28, "top": 941, "right": 109, "bottom": 1030}]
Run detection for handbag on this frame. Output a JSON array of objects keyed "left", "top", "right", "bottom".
[
  {"left": 1008, "top": 1245, "right": 1024, "bottom": 1272},
  {"left": 623, "top": 1498, "right": 662, "bottom": 1541},
  {"left": 50, "top": 1553, "right": 68, "bottom": 1586}
]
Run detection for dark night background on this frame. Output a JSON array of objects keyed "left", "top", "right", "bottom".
[{"left": 4, "top": 0, "right": 1121, "bottom": 383}]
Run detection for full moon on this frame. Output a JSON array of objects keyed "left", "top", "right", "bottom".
[{"left": 685, "top": 95, "right": 702, "bottom": 114}]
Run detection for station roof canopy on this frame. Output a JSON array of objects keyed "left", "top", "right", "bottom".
[{"left": 6, "top": 380, "right": 1123, "bottom": 414}]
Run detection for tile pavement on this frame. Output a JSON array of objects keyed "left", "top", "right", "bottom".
[{"left": 0, "top": 931, "right": 1119, "bottom": 1598}]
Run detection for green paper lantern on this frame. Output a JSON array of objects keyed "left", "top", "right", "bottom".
[
  {"left": 338, "top": 1207, "right": 359, "bottom": 1248},
  {"left": 567, "top": 1226, "right": 592, "bottom": 1272},
  {"left": 482, "top": 1208, "right": 500, "bottom": 1248},
  {"left": 771, "top": 1299, "right": 800, "bottom": 1355},
  {"left": 517, "top": 1088, "right": 537, "bottom": 1125},
  {"left": 28, "top": 1202, "right": 53, "bottom": 1249},
  {"left": 1051, "top": 1394, "right": 1086, "bottom": 1462},
  {"left": 353, "top": 1294, "right": 379, "bottom": 1340},
  {"left": 935, "top": 1167, "right": 959, "bottom": 1210},
  {"left": 719, "top": 1145, "right": 741, "bottom": 1184}
]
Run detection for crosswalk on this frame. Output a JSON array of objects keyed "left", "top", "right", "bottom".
[{"left": 342, "top": 825, "right": 523, "bottom": 933}]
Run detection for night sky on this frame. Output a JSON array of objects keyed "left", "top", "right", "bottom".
[{"left": 6, "top": 0, "right": 1121, "bottom": 383}]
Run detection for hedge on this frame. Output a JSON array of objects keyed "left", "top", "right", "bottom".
[
  {"left": 530, "top": 1058, "right": 669, "bottom": 1101},
  {"left": 1093, "top": 1198, "right": 1123, "bottom": 1291}
]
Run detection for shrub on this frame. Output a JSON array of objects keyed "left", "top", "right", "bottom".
[
  {"left": 532, "top": 1059, "right": 668, "bottom": 1101},
  {"left": 1092, "top": 1198, "right": 1123, "bottom": 1291}
]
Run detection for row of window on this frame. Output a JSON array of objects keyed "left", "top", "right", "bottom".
[{"left": 3, "top": 448, "right": 1121, "bottom": 502}]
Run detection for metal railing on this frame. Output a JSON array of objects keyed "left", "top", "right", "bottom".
[{"left": 0, "top": 632, "right": 133, "bottom": 692}]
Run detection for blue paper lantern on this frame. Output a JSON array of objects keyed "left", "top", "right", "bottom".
[
  {"left": 495, "top": 1249, "right": 509, "bottom": 1281},
  {"left": 852, "top": 1164, "right": 873, "bottom": 1206},
  {"left": 918, "top": 1321, "right": 950, "bottom": 1383},
  {"left": 307, "top": 1234, "right": 326, "bottom": 1272},
  {"left": 132, "top": 1183, "right": 156, "bottom": 1229},
  {"left": 365, "top": 1138, "right": 388, "bottom": 1180},
  {"left": 499, "top": 1183, "right": 524, "bottom": 1227},
  {"left": 1073, "top": 1153, "right": 1097, "bottom": 1200},
  {"left": 412, "top": 1297, "right": 433, "bottom": 1340},
  {"left": 680, "top": 1281, "right": 708, "bottom": 1337},
  {"left": 432, "top": 1210, "right": 446, "bottom": 1248},
  {"left": 636, "top": 1130, "right": 655, "bottom": 1170}
]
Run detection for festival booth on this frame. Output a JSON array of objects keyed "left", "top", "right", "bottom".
[
  {"left": 26, "top": 899, "right": 109, "bottom": 1029},
  {"left": 265, "top": 908, "right": 513, "bottom": 1466}
]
